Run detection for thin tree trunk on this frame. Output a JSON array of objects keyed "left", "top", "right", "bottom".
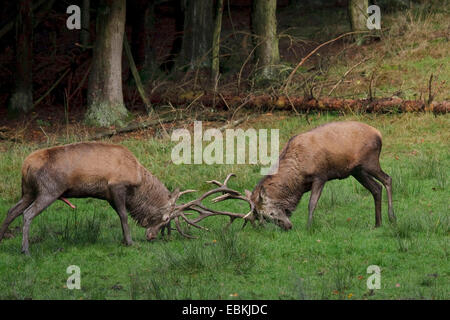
[
  {"left": 252, "top": 0, "right": 280, "bottom": 81},
  {"left": 85, "top": 0, "right": 128, "bottom": 127},
  {"left": 211, "top": 0, "right": 224, "bottom": 85},
  {"left": 178, "top": 0, "right": 213, "bottom": 70},
  {"left": 123, "top": 33, "right": 153, "bottom": 114},
  {"left": 81, "top": 0, "right": 90, "bottom": 50},
  {"left": 129, "top": 0, "right": 155, "bottom": 71},
  {"left": 349, "top": 0, "right": 368, "bottom": 39},
  {"left": 160, "top": 0, "right": 184, "bottom": 72},
  {"left": 8, "top": 0, "right": 33, "bottom": 115},
  {"left": 142, "top": 1, "right": 156, "bottom": 73}
]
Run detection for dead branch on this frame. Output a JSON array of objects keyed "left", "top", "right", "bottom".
[
  {"left": 123, "top": 34, "right": 153, "bottom": 114},
  {"left": 34, "top": 68, "right": 71, "bottom": 107},
  {"left": 284, "top": 31, "right": 369, "bottom": 93},
  {"left": 328, "top": 58, "right": 369, "bottom": 96}
]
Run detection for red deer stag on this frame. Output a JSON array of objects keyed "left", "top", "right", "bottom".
[
  {"left": 0, "top": 142, "right": 252, "bottom": 254},
  {"left": 220, "top": 121, "right": 396, "bottom": 230}
]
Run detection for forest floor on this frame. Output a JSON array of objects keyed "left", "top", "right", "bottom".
[{"left": 0, "top": 112, "right": 448, "bottom": 299}]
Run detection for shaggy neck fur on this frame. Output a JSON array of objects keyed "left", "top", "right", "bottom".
[
  {"left": 254, "top": 146, "right": 306, "bottom": 213},
  {"left": 126, "top": 167, "right": 171, "bottom": 228}
]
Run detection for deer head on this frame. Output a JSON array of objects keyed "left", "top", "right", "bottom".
[{"left": 249, "top": 185, "right": 293, "bottom": 230}]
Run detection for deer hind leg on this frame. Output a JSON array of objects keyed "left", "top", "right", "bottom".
[
  {"left": 0, "top": 194, "right": 34, "bottom": 242},
  {"left": 307, "top": 179, "right": 326, "bottom": 228},
  {"left": 109, "top": 184, "right": 133, "bottom": 246},
  {"left": 364, "top": 164, "right": 396, "bottom": 223},
  {"left": 21, "top": 193, "right": 59, "bottom": 255},
  {"left": 353, "top": 170, "right": 383, "bottom": 227}
]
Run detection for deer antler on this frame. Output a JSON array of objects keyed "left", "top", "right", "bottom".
[{"left": 169, "top": 173, "right": 255, "bottom": 238}]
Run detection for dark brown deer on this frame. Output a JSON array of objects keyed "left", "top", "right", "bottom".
[
  {"left": 0, "top": 142, "right": 252, "bottom": 255},
  {"left": 220, "top": 121, "right": 396, "bottom": 230}
]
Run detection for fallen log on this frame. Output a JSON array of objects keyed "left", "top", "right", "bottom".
[{"left": 149, "top": 94, "right": 449, "bottom": 114}]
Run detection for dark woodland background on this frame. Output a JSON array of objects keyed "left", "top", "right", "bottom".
[{"left": 0, "top": 0, "right": 447, "bottom": 139}]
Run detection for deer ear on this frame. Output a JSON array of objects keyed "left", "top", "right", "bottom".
[
  {"left": 260, "top": 186, "right": 267, "bottom": 198},
  {"left": 245, "top": 189, "right": 252, "bottom": 199}
]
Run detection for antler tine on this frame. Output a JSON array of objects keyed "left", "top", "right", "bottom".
[
  {"left": 185, "top": 203, "right": 249, "bottom": 223},
  {"left": 173, "top": 189, "right": 197, "bottom": 203},
  {"left": 206, "top": 173, "right": 236, "bottom": 188},
  {"left": 211, "top": 192, "right": 255, "bottom": 218},
  {"left": 179, "top": 212, "right": 209, "bottom": 231},
  {"left": 174, "top": 187, "right": 238, "bottom": 212},
  {"left": 210, "top": 193, "right": 232, "bottom": 203},
  {"left": 174, "top": 217, "right": 197, "bottom": 239},
  {"left": 223, "top": 172, "right": 236, "bottom": 185}
]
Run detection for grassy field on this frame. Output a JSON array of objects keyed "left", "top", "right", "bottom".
[{"left": 0, "top": 112, "right": 448, "bottom": 300}]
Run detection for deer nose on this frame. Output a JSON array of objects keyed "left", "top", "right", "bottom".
[
  {"left": 145, "top": 228, "right": 157, "bottom": 241},
  {"left": 283, "top": 220, "right": 293, "bottom": 230}
]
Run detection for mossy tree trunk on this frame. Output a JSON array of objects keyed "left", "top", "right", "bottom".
[
  {"left": 178, "top": 0, "right": 213, "bottom": 70},
  {"left": 252, "top": 0, "right": 280, "bottom": 81},
  {"left": 8, "top": 0, "right": 33, "bottom": 115},
  {"left": 349, "top": 0, "right": 368, "bottom": 32},
  {"left": 211, "top": 0, "right": 223, "bottom": 85},
  {"left": 85, "top": 0, "right": 128, "bottom": 127}
]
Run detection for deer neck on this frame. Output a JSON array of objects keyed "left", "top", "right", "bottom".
[
  {"left": 126, "top": 167, "right": 171, "bottom": 228},
  {"left": 258, "top": 163, "right": 306, "bottom": 212}
]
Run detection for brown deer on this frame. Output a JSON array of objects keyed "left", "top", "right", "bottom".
[
  {"left": 0, "top": 142, "right": 252, "bottom": 255},
  {"left": 220, "top": 121, "right": 396, "bottom": 230}
]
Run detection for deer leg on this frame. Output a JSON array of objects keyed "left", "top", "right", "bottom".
[
  {"left": 365, "top": 167, "right": 396, "bottom": 223},
  {"left": 109, "top": 185, "right": 133, "bottom": 246},
  {"left": 21, "top": 194, "right": 58, "bottom": 255},
  {"left": 307, "top": 179, "right": 325, "bottom": 228},
  {"left": 353, "top": 170, "right": 383, "bottom": 227},
  {"left": 0, "top": 195, "right": 34, "bottom": 242},
  {"left": 160, "top": 221, "right": 172, "bottom": 237}
]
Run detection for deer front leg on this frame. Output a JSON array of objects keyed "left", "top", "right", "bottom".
[{"left": 109, "top": 184, "right": 133, "bottom": 246}]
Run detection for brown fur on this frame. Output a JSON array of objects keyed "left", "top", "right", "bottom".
[
  {"left": 0, "top": 142, "right": 177, "bottom": 254},
  {"left": 251, "top": 121, "right": 395, "bottom": 229}
]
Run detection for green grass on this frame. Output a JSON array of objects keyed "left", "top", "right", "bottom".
[{"left": 0, "top": 112, "right": 449, "bottom": 300}]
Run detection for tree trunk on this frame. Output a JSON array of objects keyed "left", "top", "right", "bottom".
[
  {"left": 8, "top": 0, "right": 33, "bottom": 115},
  {"left": 211, "top": 0, "right": 224, "bottom": 85},
  {"left": 129, "top": 0, "right": 155, "bottom": 72},
  {"left": 85, "top": 0, "right": 128, "bottom": 127},
  {"left": 178, "top": 0, "right": 213, "bottom": 70},
  {"left": 160, "top": 0, "right": 184, "bottom": 72},
  {"left": 348, "top": 0, "right": 368, "bottom": 32},
  {"left": 80, "top": 0, "right": 90, "bottom": 49},
  {"left": 252, "top": 0, "right": 280, "bottom": 81}
]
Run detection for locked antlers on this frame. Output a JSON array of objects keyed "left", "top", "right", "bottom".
[{"left": 169, "top": 173, "right": 255, "bottom": 238}]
